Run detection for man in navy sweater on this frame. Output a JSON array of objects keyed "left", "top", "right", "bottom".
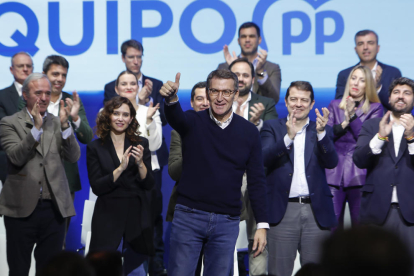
[{"left": 160, "top": 70, "right": 268, "bottom": 276}]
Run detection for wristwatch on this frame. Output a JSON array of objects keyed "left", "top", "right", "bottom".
[{"left": 256, "top": 70, "right": 265, "bottom": 77}]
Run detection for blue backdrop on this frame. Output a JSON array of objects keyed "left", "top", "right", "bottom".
[{"left": 1, "top": 0, "right": 414, "bottom": 265}]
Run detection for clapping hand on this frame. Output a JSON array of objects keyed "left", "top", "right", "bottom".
[
  {"left": 130, "top": 145, "right": 145, "bottom": 166},
  {"left": 223, "top": 45, "right": 237, "bottom": 65},
  {"left": 249, "top": 103, "right": 265, "bottom": 125},
  {"left": 256, "top": 49, "right": 268, "bottom": 73},
  {"left": 400, "top": 113, "right": 414, "bottom": 138},
  {"left": 378, "top": 111, "right": 393, "bottom": 138},
  {"left": 286, "top": 110, "right": 298, "bottom": 140},
  {"left": 64, "top": 91, "right": 80, "bottom": 122},
  {"left": 139, "top": 79, "right": 153, "bottom": 105},
  {"left": 31, "top": 98, "right": 43, "bottom": 130},
  {"left": 146, "top": 102, "right": 160, "bottom": 124},
  {"left": 119, "top": 146, "right": 132, "bottom": 172},
  {"left": 59, "top": 99, "right": 71, "bottom": 129},
  {"left": 315, "top": 108, "right": 329, "bottom": 134}
]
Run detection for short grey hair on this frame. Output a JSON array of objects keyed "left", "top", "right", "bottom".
[
  {"left": 11, "top": 52, "right": 33, "bottom": 67},
  {"left": 22, "top": 73, "right": 51, "bottom": 96}
]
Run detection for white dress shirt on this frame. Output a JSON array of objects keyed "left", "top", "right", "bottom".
[
  {"left": 283, "top": 117, "right": 326, "bottom": 198},
  {"left": 369, "top": 114, "right": 414, "bottom": 203},
  {"left": 48, "top": 93, "right": 81, "bottom": 130},
  {"left": 14, "top": 81, "right": 22, "bottom": 97}
]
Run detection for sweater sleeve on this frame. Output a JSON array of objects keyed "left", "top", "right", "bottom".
[{"left": 246, "top": 129, "right": 268, "bottom": 224}]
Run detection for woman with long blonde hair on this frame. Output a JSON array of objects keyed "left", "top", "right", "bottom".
[{"left": 326, "top": 65, "right": 383, "bottom": 229}]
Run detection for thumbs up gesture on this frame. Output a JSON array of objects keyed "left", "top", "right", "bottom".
[{"left": 160, "top": 73, "right": 181, "bottom": 102}]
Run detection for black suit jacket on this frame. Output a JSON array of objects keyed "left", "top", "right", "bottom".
[
  {"left": 0, "top": 83, "right": 24, "bottom": 183},
  {"left": 103, "top": 75, "right": 169, "bottom": 167},
  {"left": 87, "top": 136, "right": 155, "bottom": 255},
  {"left": 353, "top": 118, "right": 414, "bottom": 225},
  {"left": 335, "top": 61, "right": 402, "bottom": 111}
]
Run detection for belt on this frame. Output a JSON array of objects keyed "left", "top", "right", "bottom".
[{"left": 288, "top": 196, "right": 311, "bottom": 204}]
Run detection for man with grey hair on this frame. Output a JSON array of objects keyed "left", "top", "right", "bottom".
[
  {"left": 0, "top": 73, "right": 80, "bottom": 276},
  {"left": 0, "top": 52, "right": 34, "bottom": 185}
]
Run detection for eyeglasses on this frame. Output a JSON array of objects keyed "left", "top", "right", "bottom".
[{"left": 208, "top": 88, "right": 236, "bottom": 97}]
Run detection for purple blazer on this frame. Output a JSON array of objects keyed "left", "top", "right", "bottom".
[{"left": 325, "top": 99, "right": 383, "bottom": 187}]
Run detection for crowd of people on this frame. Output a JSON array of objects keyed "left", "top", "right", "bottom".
[{"left": 0, "top": 21, "right": 413, "bottom": 276}]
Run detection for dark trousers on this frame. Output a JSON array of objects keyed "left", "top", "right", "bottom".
[
  {"left": 149, "top": 168, "right": 166, "bottom": 275},
  {"left": 4, "top": 200, "right": 66, "bottom": 276}
]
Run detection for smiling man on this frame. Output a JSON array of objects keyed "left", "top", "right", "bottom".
[
  {"left": 335, "top": 30, "right": 402, "bottom": 111},
  {"left": 0, "top": 73, "right": 80, "bottom": 275},
  {"left": 353, "top": 77, "right": 414, "bottom": 270},
  {"left": 261, "top": 81, "right": 338, "bottom": 276},
  {"left": 229, "top": 58, "right": 277, "bottom": 276},
  {"left": 160, "top": 70, "right": 268, "bottom": 276},
  {"left": 41, "top": 55, "right": 93, "bottom": 246},
  {"left": 218, "top": 22, "right": 281, "bottom": 104}
]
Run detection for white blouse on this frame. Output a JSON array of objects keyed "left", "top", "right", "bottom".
[{"left": 135, "top": 104, "right": 162, "bottom": 171}]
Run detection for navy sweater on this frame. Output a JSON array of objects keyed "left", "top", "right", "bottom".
[{"left": 165, "top": 102, "right": 268, "bottom": 223}]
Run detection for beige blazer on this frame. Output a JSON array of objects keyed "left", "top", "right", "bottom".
[{"left": 0, "top": 109, "right": 80, "bottom": 218}]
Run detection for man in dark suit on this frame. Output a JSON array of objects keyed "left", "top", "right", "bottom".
[
  {"left": 40, "top": 55, "right": 93, "bottom": 245},
  {"left": 229, "top": 57, "right": 277, "bottom": 276},
  {"left": 353, "top": 77, "right": 414, "bottom": 266},
  {"left": 261, "top": 81, "right": 338, "bottom": 276},
  {"left": 0, "top": 52, "right": 33, "bottom": 184},
  {"left": 0, "top": 73, "right": 80, "bottom": 275},
  {"left": 103, "top": 39, "right": 168, "bottom": 276},
  {"left": 217, "top": 22, "right": 281, "bottom": 104},
  {"left": 335, "top": 30, "right": 402, "bottom": 111}
]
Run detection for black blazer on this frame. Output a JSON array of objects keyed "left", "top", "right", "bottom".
[
  {"left": 353, "top": 118, "right": 414, "bottom": 225},
  {"left": 87, "top": 135, "right": 155, "bottom": 255},
  {"left": 0, "top": 83, "right": 24, "bottom": 183},
  {"left": 103, "top": 75, "right": 169, "bottom": 167}
]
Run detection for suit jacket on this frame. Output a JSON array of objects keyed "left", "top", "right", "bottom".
[
  {"left": 103, "top": 75, "right": 169, "bottom": 167},
  {"left": 166, "top": 129, "right": 181, "bottom": 222},
  {"left": 248, "top": 92, "right": 278, "bottom": 121},
  {"left": 353, "top": 117, "right": 414, "bottom": 225},
  {"left": 0, "top": 109, "right": 80, "bottom": 218},
  {"left": 0, "top": 83, "right": 25, "bottom": 183},
  {"left": 261, "top": 118, "right": 338, "bottom": 228},
  {"left": 218, "top": 60, "right": 282, "bottom": 104},
  {"left": 87, "top": 136, "right": 155, "bottom": 255},
  {"left": 335, "top": 61, "right": 402, "bottom": 111},
  {"left": 325, "top": 99, "right": 383, "bottom": 187},
  {"left": 0, "top": 83, "right": 24, "bottom": 120},
  {"left": 17, "top": 91, "right": 93, "bottom": 193}
]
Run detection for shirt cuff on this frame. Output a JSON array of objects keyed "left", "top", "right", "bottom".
[
  {"left": 31, "top": 127, "right": 43, "bottom": 142},
  {"left": 256, "top": 71, "right": 268, "bottom": 85},
  {"left": 408, "top": 142, "right": 414, "bottom": 155},
  {"left": 256, "top": 119, "right": 263, "bottom": 131},
  {"left": 317, "top": 130, "right": 326, "bottom": 141},
  {"left": 284, "top": 134, "right": 293, "bottom": 149},
  {"left": 61, "top": 124, "right": 73, "bottom": 139},
  {"left": 369, "top": 133, "right": 385, "bottom": 154},
  {"left": 72, "top": 116, "right": 81, "bottom": 130},
  {"left": 257, "top": 222, "right": 269, "bottom": 229},
  {"left": 165, "top": 96, "right": 179, "bottom": 106}
]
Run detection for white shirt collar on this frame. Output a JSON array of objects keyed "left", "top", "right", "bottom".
[
  {"left": 14, "top": 81, "right": 23, "bottom": 97},
  {"left": 209, "top": 108, "right": 234, "bottom": 129}
]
